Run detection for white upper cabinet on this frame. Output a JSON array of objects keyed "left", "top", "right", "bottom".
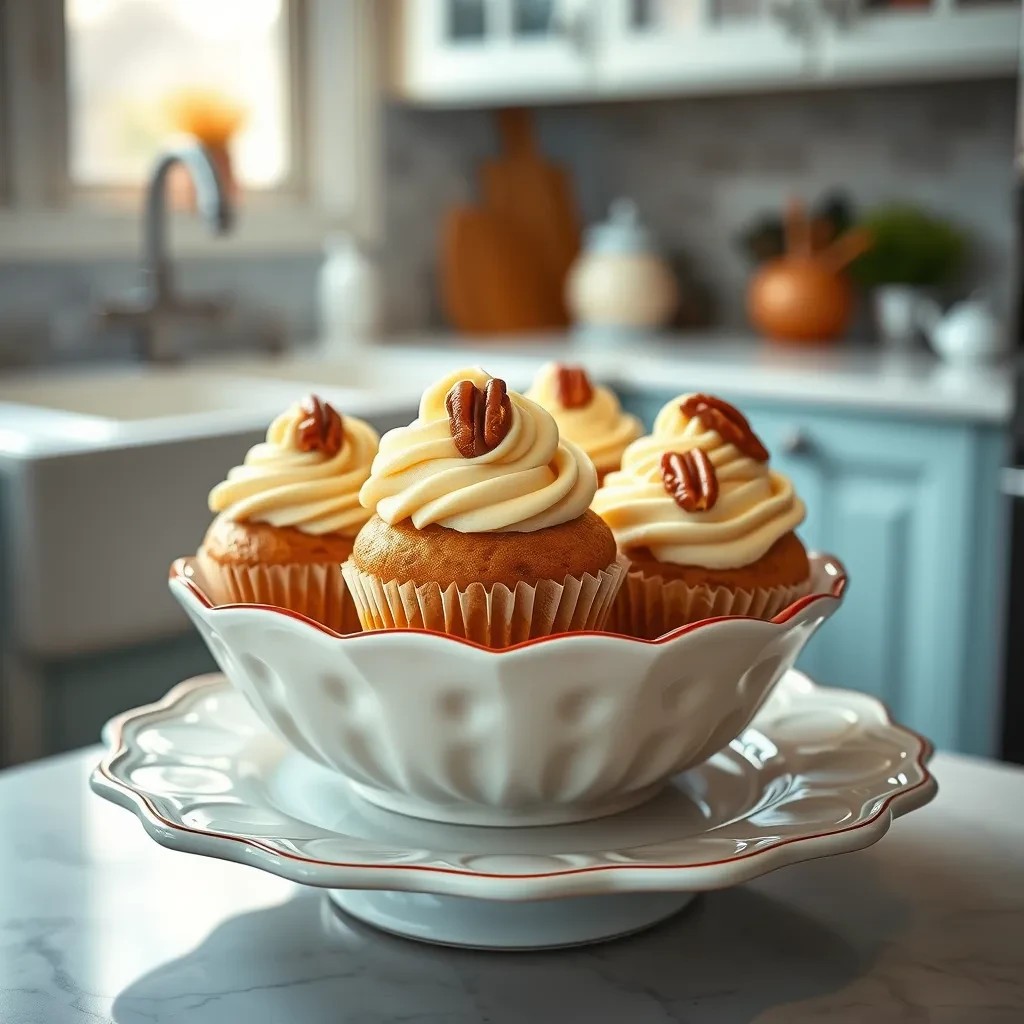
[
  {"left": 387, "top": 0, "right": 1020, "bottom": 105},
  {"left": 594, "top": 0, "right": 809, "bottom": 96},
  {"left": 814, "top": 0, "right": 1020, "bottom": 84}
]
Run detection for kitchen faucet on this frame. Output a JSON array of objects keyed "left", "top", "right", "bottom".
[{"left": 96, "top": 139, "right": 235, "bottom": 362}]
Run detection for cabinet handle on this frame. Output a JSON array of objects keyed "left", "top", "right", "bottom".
[{"left": 782, "top": 429, "right": 814, "bottom": 457}]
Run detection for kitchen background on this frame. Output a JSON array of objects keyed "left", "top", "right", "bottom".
[
  {"left": 0, "top": 79, "right": 1016, "bottom": 353},
  {"left": 0, "top": 0, "right": 1020, "bottom": 766}
]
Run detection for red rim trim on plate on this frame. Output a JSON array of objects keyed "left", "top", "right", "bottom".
[{"left": 96, "top": 673, "right": 933, "bottom": 883}]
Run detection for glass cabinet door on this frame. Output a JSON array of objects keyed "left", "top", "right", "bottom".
[
  {"left": 443, "top": 0, "right": 563, "bottom": 43},
  {"left": 445, "top": 0, "right": 488, "bottom": 41},
  {"left": 401, "top": 0, "right": 592, "bottom": 103},
  {"left": 512, "top": 0, "right": 558, "bottom": 36}
]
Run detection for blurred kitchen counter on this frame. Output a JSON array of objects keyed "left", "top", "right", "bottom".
[{"left": 284, "top": 332, "right": 1016, "bottom": 425}]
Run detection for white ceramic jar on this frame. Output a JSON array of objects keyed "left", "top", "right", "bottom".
[{"left": 566, "top": 199, "right": 679, "bottom": 339}]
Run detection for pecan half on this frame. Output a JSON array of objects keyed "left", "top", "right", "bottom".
[
  {"left": 296, "top": 395, "right": 344, "bottom": 456},
  {"left": 445, "top": 377, "right": 513, "bottom": 459},
  {"left": 555, "top": 364, "right": 594, "bottom": 409},
  {"left": 679, "top": 393, "right": 769, "bottom": 463},
  {"left": 661, "top": 449, "right": 719, "bottom": 512}
]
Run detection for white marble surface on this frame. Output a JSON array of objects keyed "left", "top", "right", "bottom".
[
  {"left": 1, "top": 748, "right": 1022, "bottom": 1023},
  {"left": 373, "top": 333, "right": 1017, "bottom": 425}
]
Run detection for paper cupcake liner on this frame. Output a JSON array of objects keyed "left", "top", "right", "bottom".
[
  {"left": 197, "top": 554, "right": 362, "bottom": 635},
  {"left": 607, "top": 568, "right": 811, "bottom": 641},
  {"left": 341, "top": 556, "right": 628, "bottom": 649}
]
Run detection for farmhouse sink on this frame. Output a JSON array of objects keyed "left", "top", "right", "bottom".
[
  {"left": 0, "top": 363, "right": 407, "bottom": 454},
  {"left": 0, "top": 358, "right": 420, "bottom": 656}
]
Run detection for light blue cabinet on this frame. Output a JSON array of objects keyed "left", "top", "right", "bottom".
[{"left": 618, "top": 390, "right": 1009, "bottom": 756}]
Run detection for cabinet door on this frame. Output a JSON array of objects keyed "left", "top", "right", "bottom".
[
  {"left": 394, "top": 0, "right": 594, "bottom": 104},
  {"left": 815, "top": 0, "right": 1019, "bottom": 83},
  {"left": 595, "top": 0, "right": 810, "bottom": 96},
  {"left": 746, "top": 404, "right": 1006, "bottom": 755}
]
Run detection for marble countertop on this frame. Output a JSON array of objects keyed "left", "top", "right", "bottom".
[
  {"left": 1, "top": 747, "right": 1022, "bottom": 1023},
  {"left": 373, "top": 333, "right": 1017, "bottom": 425},
  {"left": 0, "top": 334, "right": 1013, "bottom": 461}
]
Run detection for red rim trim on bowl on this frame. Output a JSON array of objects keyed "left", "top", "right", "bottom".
[{"left": 169, "top": 555, "right": 848, "bottom": 653}]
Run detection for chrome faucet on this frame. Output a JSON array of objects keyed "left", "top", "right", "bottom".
[{"left": 97, "top": 139, "right": 234, "bottom": 362}]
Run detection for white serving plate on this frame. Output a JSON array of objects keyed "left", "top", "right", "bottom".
[
  {"left": 169, "top": 554, "right": 847, "bottom": 827},
  {"left": 92, "top": 671, "right": 935, "bottom": 948}
]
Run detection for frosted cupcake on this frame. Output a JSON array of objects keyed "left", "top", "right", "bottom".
[
  {"left": 343, "top": 367, "right": 626, "bottom": 648},
  {"left": 199, "top": 395, "right": 379, "bottom": 633},
  {"left": 526, "top": 362, "right": 643, "bottom": 484},
  {"left": 593, "top": 393, "right": 810, "bottom": 639}
]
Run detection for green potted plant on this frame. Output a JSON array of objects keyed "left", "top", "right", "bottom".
[{"left": 849, "top": 205, "right": 966, "bottom": 349}]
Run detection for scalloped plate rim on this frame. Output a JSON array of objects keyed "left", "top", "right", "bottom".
[{"left": 91, "top": 671, "right": 936, "bottom": 900}]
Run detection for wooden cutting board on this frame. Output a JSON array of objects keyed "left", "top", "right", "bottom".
[
  {"left": 480, "top": 108, "right": 580, "bottom": 322},
  {"left": 439, "top": 205, "right": 557, "bottom": 334}
]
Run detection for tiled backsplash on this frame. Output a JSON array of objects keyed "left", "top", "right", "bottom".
[
  {"left": 0, "top": 78, "right": 1016, "bottom": 361},
  {"left": 381, "top": 78, "right": 1018, "bottom": 332}
]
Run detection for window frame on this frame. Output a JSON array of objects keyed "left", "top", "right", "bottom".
[{"left": 0, "top": 0, "right": 381, "bottom": 259}]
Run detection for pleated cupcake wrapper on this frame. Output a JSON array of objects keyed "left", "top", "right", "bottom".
[
  {"left": 341, "top": 556, "right": 628, "bottom": 649},
  {"left": 197, "top": 554, "right": 362, "bottom": 635},
  {"left": 607, "top": 569, "right": 812, "bottom": 641}
]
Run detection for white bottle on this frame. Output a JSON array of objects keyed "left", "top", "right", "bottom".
[{"left": 316, "top": 233, "right": 380, "bottom": 356}]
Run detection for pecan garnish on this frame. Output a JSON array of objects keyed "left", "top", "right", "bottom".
[
  {"left": 296, "top": 395, "right": 344, "bottom": 456},
  {"left": 661, "top": 449, "right": 719, "bottom": 512},
  {"left": 555, "top": 364, "right": 594, "bottom": 409},
  {"left": 445, "top": 377, "right": 514, "bottom": 459},
  {"left": 679, "top": 393, "right": 769, "bottom": 463}
]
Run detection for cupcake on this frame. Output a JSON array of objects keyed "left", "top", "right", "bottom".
[
  {"left": 592, "top": 392, "right": 810, "bottom": 639},
  {"left": 198, "top": 394, "right": 379, "bottom": 633},
  {"left": 526, "top": 362, "right": 643, "bottom": 484},
  {"left": 343, "top": 367, "right": 626, "bottom": 648}
]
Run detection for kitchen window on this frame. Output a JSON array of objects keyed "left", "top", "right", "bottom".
[
  {"left": 66, "top": 0, "right": 293, "bottom": 192},
  {"left": 0, "top": 0, "right": 380, "bottom": 257}
]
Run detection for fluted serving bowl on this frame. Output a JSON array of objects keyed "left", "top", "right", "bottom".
[{"left": 169, "top": 553, "right": 846, "bottom": 827}]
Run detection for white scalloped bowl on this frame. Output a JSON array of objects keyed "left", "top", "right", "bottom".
[{"left": 169, "top": 553, "right": 847, "bottom": 827}]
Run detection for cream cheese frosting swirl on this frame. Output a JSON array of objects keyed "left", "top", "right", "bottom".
[
  {"left": 208, "top": 397, "right": 379, "bottom": 536},
  {"left": 526, "top": 362, "right": 643, "bottom": 474},
  {"left": 359, "top": 367, "right": 596, "bottom": 533},
  {"left": 592, "top": 393, "right": 805, "bottom": 569}
]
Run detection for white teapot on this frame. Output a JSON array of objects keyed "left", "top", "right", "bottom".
[{"left": 916, "top": 293, "right": 1008, "bottom": 365}]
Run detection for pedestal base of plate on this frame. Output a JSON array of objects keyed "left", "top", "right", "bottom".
[
  {"left": 328, "top": 889, "right": 697, "bottom": 949},
  {"left": 346, "top": 778, "right": 668, "bottom": 827}
]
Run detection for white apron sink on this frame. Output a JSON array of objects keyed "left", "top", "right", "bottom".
[{"left": 0, "top": 359, "right": 419, "bottom": 656}]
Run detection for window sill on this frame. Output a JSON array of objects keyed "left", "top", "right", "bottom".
[{"left": 0, "top": 202, "right": 333, "bottom": 261}]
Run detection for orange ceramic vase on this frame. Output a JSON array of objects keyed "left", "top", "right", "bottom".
[
  {"left": 748, "top": 257, "right": 854, "bottom": 345},
  {"left": 747, "top": 201, "right": 872, "bottom": 346}
]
